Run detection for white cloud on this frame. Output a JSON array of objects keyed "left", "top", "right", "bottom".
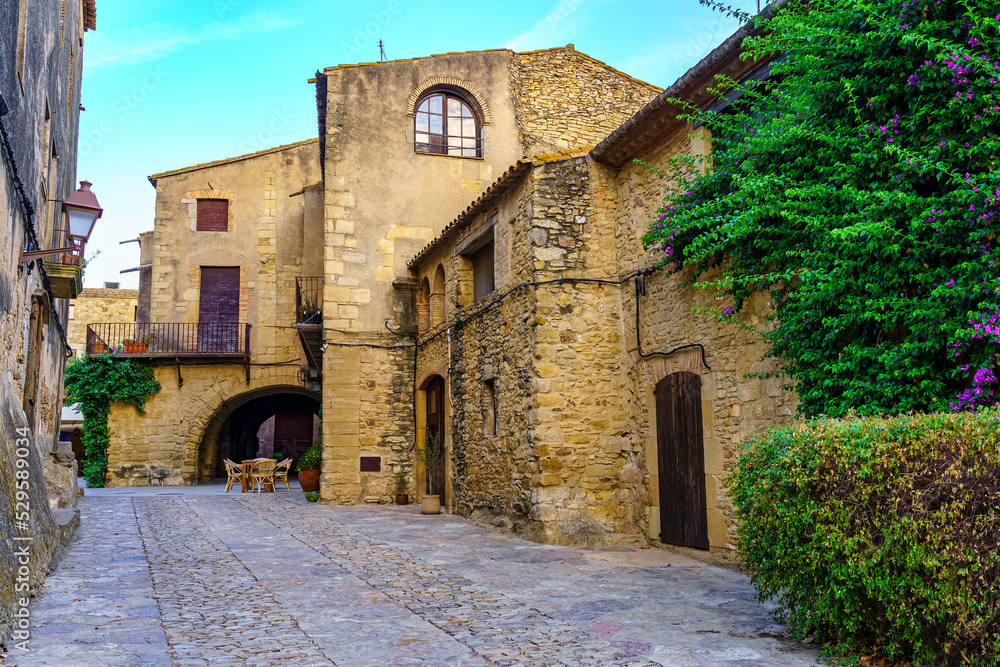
[
  {"left": 506, "top": 0, "right": 602, "bottom": 51},
  {"left": 87, "top": 11, "right": 299, "bottom": 70}
]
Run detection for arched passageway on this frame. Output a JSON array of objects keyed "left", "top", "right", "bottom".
[{"left": 197, "top": 386, "right": 320, "bottom": 482}]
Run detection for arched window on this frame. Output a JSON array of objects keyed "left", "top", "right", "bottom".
[
  {"left": 417, "top": 277, "right": 431, "bottom": 331},
  {"left": 432, "top": 265, "right": 446, "bottom": 326},
  {"left": 415, "top": 90, "right": 482, "bottom": 157}
]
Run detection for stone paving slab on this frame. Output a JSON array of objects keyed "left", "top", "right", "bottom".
[{"left": 11, "top": 493, "right": 822, "bottom": 666}]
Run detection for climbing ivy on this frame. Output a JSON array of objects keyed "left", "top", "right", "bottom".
[
  {"left": 644, "top": 0, "right": 1000, "bottom": 416},
  {"left": 63, "top": 352, "right": 161, "bottom": 487}
]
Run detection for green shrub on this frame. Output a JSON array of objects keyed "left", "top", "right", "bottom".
[
  {"left": 304, "top": 491, "right": 320, "bottom": 503},
  {"left": 295, "top": 443, "right": 322, "bottom": 472},
  {"left": 732, "top": 410, "right": 1000, "bottom": 664}
]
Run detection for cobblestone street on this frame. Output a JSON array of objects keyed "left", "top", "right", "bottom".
[{"left": 14, "top": 491, "right": 821, "bottom": 666}]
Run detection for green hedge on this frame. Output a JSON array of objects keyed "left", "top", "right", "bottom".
[{"left": 732, "top": 410, "right": 1000, "bottom": 665}]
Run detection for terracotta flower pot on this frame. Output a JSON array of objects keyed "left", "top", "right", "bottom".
[
  {"left": 421, "top": 494, "right": 440, "bottom": 515},
  {"left": 395, "top": 494, "right": 408, "bottom": 505},
  {"left": 298, "top": 469, "right": 320, "bottom": 493}
]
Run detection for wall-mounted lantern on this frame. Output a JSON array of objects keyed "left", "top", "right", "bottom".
[{"left": 21, "top": 181, "right": 103, "bottom": 298}]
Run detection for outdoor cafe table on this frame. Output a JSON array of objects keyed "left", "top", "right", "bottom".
[{"left": 241, "top": 458, "right": 274, "bottom": 493}]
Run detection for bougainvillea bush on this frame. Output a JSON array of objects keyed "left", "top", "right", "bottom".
[
  {"left": 644, "top": 0, "right": 1000, "bottom": 416},
  {"left": 733, "top": 410, "right": 1000, "bottom": 664},
  {"left": 64, "top": 352, "right": 161, "bottom": 487}
]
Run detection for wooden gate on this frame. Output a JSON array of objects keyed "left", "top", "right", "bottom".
[{"left": 655, "top": 372, "right": 709, "bottom": 549}]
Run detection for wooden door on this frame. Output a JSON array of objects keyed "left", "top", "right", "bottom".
[
  {"left": 425, "top": 375, "right": 446, "bottom": 503},
  {"left": 198, "top": 267, "right": 240, "bottom": 352},
  {"left": 655, "top": 372, "right": 709, "bottom": 549},
  {"left": 273, "top": 409, "right": 314, "bottom": 460}
]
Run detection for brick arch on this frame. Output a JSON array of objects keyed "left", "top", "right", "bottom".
[{"left": 406, "top": 78, "right": 492, "bottom": 125}]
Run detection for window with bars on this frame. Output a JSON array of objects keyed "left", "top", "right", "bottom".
[
  {"left": 196, "top": 198, "right": 229, "bottom": 231},
  {"left": 414, "top": 91, "right": 482, "bottom": 158}
]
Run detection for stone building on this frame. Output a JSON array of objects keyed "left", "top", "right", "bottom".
[
  {"left": 0, "top": 0, "right": 96, "bottom": 647},
  {"left": 96, "top": 139, "right": 323, "bottom": 485},
  {"left": 66, "top": 287, "right": 138, "bottom": 356},
  {"left": 98, "top": 46, "right": 660, "bottom": 490},
  {"left": 99, "top": 31, "right": 792, "bottom": 557},
  {"left": 407, "top": 24, "right": 792, "bottom": 554}
]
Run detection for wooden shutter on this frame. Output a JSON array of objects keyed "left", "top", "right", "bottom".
[
  {"left": 196, "top": 199, "right": 229, "bottom": 231},
  {"left": 472, "top": 241, "right": 495, "bottom": 302},
  {"left": 655, "top": 372, "right": 709, "bottom": 550},
  {"left": 198, "top": 267, "right": 240, "bottom": 353}
]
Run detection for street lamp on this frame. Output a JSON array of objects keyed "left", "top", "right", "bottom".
[{"left": 20, "top": 180, "right": 103, "bottom": 265}]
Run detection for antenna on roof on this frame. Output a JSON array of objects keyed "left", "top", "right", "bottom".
[{"left": 378, "top": 40, "right": 387, "bottom": 61}]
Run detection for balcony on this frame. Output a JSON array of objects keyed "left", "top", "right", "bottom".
[
  {"left": 295, "top": 277, "right": 323, "bottom": 326},
  {"left": 294, "top": 277, "right": 323, "bottom": 375},
  {"left": 86, "top": 322, "right": 251, "bottom": 359}
]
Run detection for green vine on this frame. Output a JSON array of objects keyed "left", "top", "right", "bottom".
[
  {"left": 643, "top": 0, "right": 1000, "bottom": 417},
  {"left": 64, "top": 352, "right": 161, "bottom": 487}
]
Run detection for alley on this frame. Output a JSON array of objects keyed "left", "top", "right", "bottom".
[{"left": 16, "top": 493, "right": 820, "bottom": 667}]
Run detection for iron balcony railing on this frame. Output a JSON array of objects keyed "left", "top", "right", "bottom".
[
  {"left": 86, "top": 322, "right": 251, "bottom": 358},
  {"left": 296, "top": 277, "right": 323, "bottom": 325}
]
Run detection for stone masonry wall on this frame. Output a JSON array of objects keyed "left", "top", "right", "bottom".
[
  {"left": 511, "top": 47, "right": 662, "bottom": 157},
  {"left": 413, "top": 155, "right": 646, "bottom": 546},
  {"left": 0, "top": 0, "right": 91, "bottom": 647},
  {"left": 414, "top": 180, "right": 536, "bottom": 526},
  {"left": 609, "top": 127, "right": 797, "bottom": 556},
  {"left": 67, "top": 288, "right": 138, "bottom": 355}
]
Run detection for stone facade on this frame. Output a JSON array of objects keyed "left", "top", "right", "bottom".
[
  {"left": 66, "top": 288, "right": 139, "bottom": 355},
  {"left": 103, "top": 140, "right": 322, "bottom": 485},
  {"left": 0, "top": 0, "right": 95, "bottom": 648},
  {"left": 316, "top": 47, "right": 660, "bottom": 505},
  {"left": 406, "top": 30, "right": 793, "bottom": 554}
]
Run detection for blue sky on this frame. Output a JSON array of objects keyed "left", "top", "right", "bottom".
[{"left": 78, "top": 0, "right": 757, "bottom": 288}]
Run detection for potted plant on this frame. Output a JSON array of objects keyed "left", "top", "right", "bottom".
[
  {"left": 394, "top": 469, "right": 409, "bottom": 505},
  {"left": 296, "top": 442, "right": 321, "bottom": 493},
  {"left": 417, "top": 432, "right": 446, "bottom": 514},
  {"left": 120, "top": 338, "right": 148, "bottom": 354}
]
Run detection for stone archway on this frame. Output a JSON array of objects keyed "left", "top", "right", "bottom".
[{"left": 197, "top": 386, "right": 320, "bottom": 483}]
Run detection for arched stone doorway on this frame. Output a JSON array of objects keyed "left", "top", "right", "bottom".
[{"left": 197, "top": 386, "right": 320, "bottom": 483}]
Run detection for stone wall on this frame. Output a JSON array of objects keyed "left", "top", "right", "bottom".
[
  {"left": 511, "top": 47, "right": 662, "bottom": 156},
  {"left": 0, "top": 0, "right": 93, "bottom": 648},
  {"left": 67, "top": 288, "right": 139, "bottom": 355},
  {"left": 609, "top": 127, "right": 797, "bottom": 556},
  {"left": 106, "top": 364, "right": 312, "bottom": 485},
  {"left": 412, "top": 155, "right": 647, "bottom": 545}
]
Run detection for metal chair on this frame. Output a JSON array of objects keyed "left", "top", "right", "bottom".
[
  {"left": 273, "top": 458, "right": 292, "bottom": 491},
  {"left": 223, "top": 459, "right": 243, "bottom": 493}
]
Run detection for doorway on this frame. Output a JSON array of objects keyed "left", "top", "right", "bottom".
[
  {"left": 655, "top": 372, "right": 709, "bottom": 549},
  {"left": 425, "top": 374, "right": 446, "bottom": 505}
]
